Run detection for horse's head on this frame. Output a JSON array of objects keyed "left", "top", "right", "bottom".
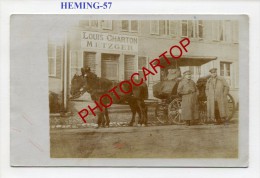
[
  {"left": 70, "top": 74, "right": 87, "bottom": 99},
  {"left": 70, "top": 72, "right": 99, "bottom": 99}
]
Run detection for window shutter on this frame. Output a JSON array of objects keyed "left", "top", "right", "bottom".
[
  {"left": 83, "top": 52, "right": 96, "bottom": 74},
  {"left": 56, "top": 46, "right": 62, "bottom": 79},
  {"left": 124, "top": 55, "right": 135, "bottom": 80},
  {"left": 102, "top": 62, "right": 118, "bottom": 80},
  {"left": 70, "top": 51, "right": 81, "bottom": 83}
]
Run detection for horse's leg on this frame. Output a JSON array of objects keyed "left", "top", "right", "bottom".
[
  {"left": 97, "top": 113, "right": 102, "bottom": 128},
  {"left": 144, "top": 104, "right": 148, "bottom": 125},
  {"left": 137, "top": 100, "right": 148, "bottom": 126},
  {"left": 101, "top": 113, "right": 106, "bottom": 127},
  {"left": 104, "top": 108, "right": 110, "bottom": 127},
  {"left": 128, "top": 102, "right": 137, "bottom": 126}
]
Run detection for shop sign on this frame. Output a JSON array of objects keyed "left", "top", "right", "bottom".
[{"left": 81, "top": 31, "right": 138, "bottom": 52}]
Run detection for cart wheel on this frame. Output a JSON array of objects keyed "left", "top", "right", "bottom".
[
  {"left": 227, "top": 93, "right": 235, "bottom": 120},
  {"left": 155, "top": 103, "right": 169, "bottom": 124},
  {"left": 168, "top": 98, "right": 185, "bottom": 125}
]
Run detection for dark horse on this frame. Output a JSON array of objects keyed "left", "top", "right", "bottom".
[{"left": 70, "top": 72, "right": 148, "bottom": 128}]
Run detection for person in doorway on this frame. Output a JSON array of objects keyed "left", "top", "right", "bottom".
[
  {"left": 177, "top": 70, "right": 199, "bottom": 126},
  {"left": 205, "top": 68, "right": 230, "bottom": 125}
]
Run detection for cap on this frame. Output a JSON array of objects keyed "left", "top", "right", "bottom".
[
  {"left": 209, "top": 68, "right": 217, "bottom": 73},
  {"left": 183, "top": 70, "right": 192, "bottom": 76}
]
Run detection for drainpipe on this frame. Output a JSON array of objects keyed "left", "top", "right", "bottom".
[{"left": 63, "top": 32, "right": 68, "bottom": 111}]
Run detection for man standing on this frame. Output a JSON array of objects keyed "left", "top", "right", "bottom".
[
  {"left": 205, "top": 68, "right": 229, "bottom": 124},
  {"left": 177, "top": 70, "right": 199, "bottom": 126}
]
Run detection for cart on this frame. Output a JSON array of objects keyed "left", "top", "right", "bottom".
[{"left": 153, "top": 56, "right": 236, "bottom": 125}]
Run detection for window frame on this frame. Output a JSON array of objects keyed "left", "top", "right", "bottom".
[
  {"left": 220, "top": 61, "right": 233, "bottom": 87},
  {"left": 181, "top": 20, "right": 203, "bottom": 39},
  {"left": 121, "top": 20, "right": 139, "bottom": 33},
  {"left": 169, "top": 20, "right": 178, "bottom": 37},
  {"left": 102, "top": 20, "right": 113, "bottom": 30},
  {"left": 181, "top": 20, "right": 188, "bottom": 37}
]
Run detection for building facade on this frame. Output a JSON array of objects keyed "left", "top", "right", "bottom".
[{"left": 48, "top": 20, "right": 239, "bottom": 111}]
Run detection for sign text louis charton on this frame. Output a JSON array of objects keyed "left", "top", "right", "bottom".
[{"left": 81, "top": 31, "right": 138, "bottom": 52}]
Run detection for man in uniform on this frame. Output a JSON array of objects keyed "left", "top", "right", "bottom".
[
  {"left": 177, "top": 70, "right": 199, "bottom": 126},
  {"left": 205, "top": 68, "right": 229, "bottom": 125}
]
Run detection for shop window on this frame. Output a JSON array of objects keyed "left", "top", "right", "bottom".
[
  {"left": 220, "top": 62, "right": 232, "bottom": 86},
  {"left": 121, "top": 20, "right": 138, "bottom": 32},
  {"left": 102, "top": 20, "right": 113, "bottom": 30},
  {"left": 150, "top": 20, "right": 159, "bottom": 35},
  {"left": 48, "top": 44, "right": 62, "bottom": 78}
]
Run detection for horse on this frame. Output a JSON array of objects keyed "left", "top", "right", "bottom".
[{"left": 70, "top": 73, "right": 148, "bottom": 128}]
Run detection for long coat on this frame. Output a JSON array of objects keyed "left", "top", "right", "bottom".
[
  {"left": 177, "top": 78, "right": 199, "bottom": 121},
  {"left": 205, "top": 76, "right": 229, "bottom": 119}
]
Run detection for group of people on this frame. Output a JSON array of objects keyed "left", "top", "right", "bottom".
[
  {"left": 177, "top": 68, "right": 230, "bottom": 126},
  {"left": 79, "top": 66, "right": 230, "bottom": 126}
]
